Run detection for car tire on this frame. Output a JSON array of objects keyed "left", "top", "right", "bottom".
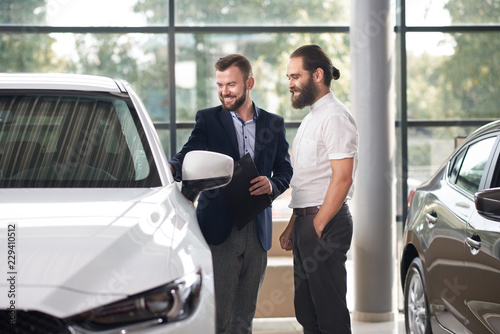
[{"left": 404, "top": 257, "right": 432, "bottom": 334}]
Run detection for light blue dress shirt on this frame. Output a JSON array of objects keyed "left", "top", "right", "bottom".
[{"left": 230, "top": 107, "right": 259, "bottom": 159}]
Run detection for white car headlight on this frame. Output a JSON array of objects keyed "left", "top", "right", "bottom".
[{"left": 67, "top": 270, "right": 202, "bottom": 332}]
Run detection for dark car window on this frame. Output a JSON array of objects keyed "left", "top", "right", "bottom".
[
  {"left": 454, "top": 137, "right": 496, "bottom": 195},
  {"left": 449, "top": 149, "right": 466, "bottom": 184},
  {"left": 0, "top": 93, "right": 161, "bottom": 188}
]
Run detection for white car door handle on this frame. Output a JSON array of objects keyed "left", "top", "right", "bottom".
[
  {"left": 466, "top": 237, "right": 480, "bottom": 248},
  {"left": 455, "top": 201, "right": 470, "bottom": 209},
  {"left": 425, "top": 212, "right": 437, "bottom": 227},
  {"left": 466, "top": 236, "right": 481, "bottom": 255}
]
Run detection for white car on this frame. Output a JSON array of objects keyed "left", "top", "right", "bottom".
[{"left": 0, "top": 73, "right": 233, "bottom": 334}]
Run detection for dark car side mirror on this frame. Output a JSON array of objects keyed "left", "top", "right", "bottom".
[{"left": 475, "top": 187, "right": 500, "bottom": 222}]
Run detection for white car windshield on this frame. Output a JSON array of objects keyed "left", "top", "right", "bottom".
[{"left": 0, "top": 92, "right": 161, "bottom": 188}]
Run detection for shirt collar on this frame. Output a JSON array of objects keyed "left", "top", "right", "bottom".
[
  {"left": 310, "top": 91, "right": 334, "bottom": 112},
  {"left": 253, "top": 104, "right": 260, "bottom": 120},
  {"left": 230, "top": 103, "right": 259, "bottom": 122}
]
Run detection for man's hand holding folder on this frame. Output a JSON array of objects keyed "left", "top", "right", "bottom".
[
  {"left": 222, "top": 153, "right": 272, "bottom": 230},
  {"left": 249, "top": 175, "right": 273, "bottom": 196}
]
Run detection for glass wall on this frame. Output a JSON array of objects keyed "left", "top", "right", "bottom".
[
  {"left": 1, "top": 0, "right": 167, "bottom": 26},
  {"left": 400, "top": 0, "right": 500, "bottom": 219},
  {"left": 406, "top": 0, "right": 500, "bottom": 26},
  {"left": 2, "top": 0, "right": 500, "bottom": 221},
  {"left": 175, "top": 0, "right": 349, "bottom": 26},
  {"left": 175, "top": 32, "right": 351, "bottom": 123}
]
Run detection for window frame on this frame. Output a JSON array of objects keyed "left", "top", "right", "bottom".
[{"left": 447, "top": 135, "right": 499, "bottom": 197}]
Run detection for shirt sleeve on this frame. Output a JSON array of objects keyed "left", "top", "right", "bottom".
[{"left": 322, "top": 113, "right": 358, "bottom": 160}]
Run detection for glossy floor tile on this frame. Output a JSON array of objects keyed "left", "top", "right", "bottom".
[
  {"left": 254, "top": 313, "right": 405, "bottom": 333},
  {"left": 254, "top": 258, "right": 406, "bottom": 333}
]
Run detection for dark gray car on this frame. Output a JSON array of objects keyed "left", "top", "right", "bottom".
[{"left": 401, "top": 120, "right": 500, "bottom": 334}]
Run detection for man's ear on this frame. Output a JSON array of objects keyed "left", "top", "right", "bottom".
[
  {"left": 313, "top": 68, "right": 324, "bottom": 83},
  {"left": 246, "top": 76, "right": 255, "bottom": 90}
]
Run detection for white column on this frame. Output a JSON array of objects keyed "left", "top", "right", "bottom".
[{"left": 350, "top": 0, "right": 397, "bottom": 322}]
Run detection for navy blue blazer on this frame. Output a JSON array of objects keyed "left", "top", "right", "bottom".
[{"left": 169, "top": 104, "right": 293, "bottom": 251}]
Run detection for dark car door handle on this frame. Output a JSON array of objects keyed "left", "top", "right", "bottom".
[{"left": 425, "top": 212, "right": 437, "bottom": 227}]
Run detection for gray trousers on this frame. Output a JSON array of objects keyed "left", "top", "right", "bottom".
[
  {"left": 293, "top": 203, "right": 353, "bottom": 334},
  {"left": 209, "top": 220, "right": 267, "bottom": 334}
]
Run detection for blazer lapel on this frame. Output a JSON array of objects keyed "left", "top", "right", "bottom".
[
  {"left": 254, "top": 106, "right": 267, "bottom": 165},
  {"left": 218, "top": 107, "right": 240, "bottom": 158}
]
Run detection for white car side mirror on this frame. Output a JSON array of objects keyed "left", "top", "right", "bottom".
[{"left": 181, "top": 151, "right": 233, "bottom": 202}]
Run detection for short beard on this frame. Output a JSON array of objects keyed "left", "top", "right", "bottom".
[
  {"left": 220, "top": 84, "right": 247, "bottom": 111},
  {"left": 291, "top": 76, "right": 318, "bottom": 109}
]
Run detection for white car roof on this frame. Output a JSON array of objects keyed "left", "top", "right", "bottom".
[{"left": 0, "top": 73, "right": 125, "bottom": 93}]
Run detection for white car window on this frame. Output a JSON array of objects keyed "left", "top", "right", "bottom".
[{"left": 113, "top": 99, "right": 150, "bottom": 180}]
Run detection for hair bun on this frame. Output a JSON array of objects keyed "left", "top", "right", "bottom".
[{"left": 332, "top": 66, "right": 340, "bottom": 80}]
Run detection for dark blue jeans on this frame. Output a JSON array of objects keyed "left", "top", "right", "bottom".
[{"left": 293, "top": 203, "right": 353, "bottom": 334}]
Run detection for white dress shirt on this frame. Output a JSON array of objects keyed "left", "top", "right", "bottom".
[{"left": 289, "top": 91, "right": 358, "bottom": 208}]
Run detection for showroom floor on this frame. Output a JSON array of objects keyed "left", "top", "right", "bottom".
[
  {"left": 253, "top": 258, "right": 406, "bottom": 333},
  {"left": 253, "top": 313, "right": 405, "bottom": 333}
]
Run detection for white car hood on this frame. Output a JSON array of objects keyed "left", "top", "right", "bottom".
[{"left": 0, "top": 187, "right": 209, "bottom": 318}]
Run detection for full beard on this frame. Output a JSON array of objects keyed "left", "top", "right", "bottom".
[{"left": 291, "top": 77, "right": 318, "bottom": 109}]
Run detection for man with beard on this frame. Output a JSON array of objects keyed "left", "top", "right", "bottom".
[
  {"left": 169, "top": 54, "right": 293, "bottom": 334},
  {"left": 279, "top": 45, "right": 358, "bottom": 334}
]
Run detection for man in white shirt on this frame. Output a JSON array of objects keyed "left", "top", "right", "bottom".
[{"left": 280, "top": 45, "right": 358, "bottom": 334}]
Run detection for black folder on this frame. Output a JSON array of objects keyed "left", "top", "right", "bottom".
[{"left": 222, "top": 153, "right": 272, "bottom": 230}]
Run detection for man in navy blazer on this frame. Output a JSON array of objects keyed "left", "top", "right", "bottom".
[{"left": 169, "top": 54, "right": 292, "bottom": 334}]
